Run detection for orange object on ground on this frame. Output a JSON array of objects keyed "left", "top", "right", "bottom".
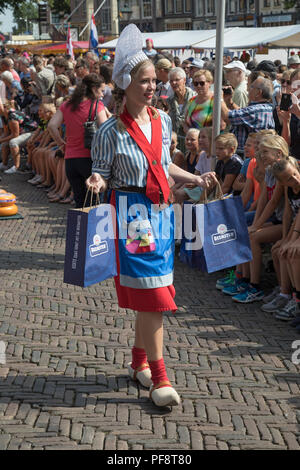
[
  {"left": 0, "top": 204, "right": 18, "bottom": 216},
  {"left": 0, "top": 193, "right": 17, "bottom": 206}
]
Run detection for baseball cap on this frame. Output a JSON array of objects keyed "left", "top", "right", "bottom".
[
  {"left": 190, "top": 58, "right": 204, "bottom": 69},
  {"left": 288, "top": 55, "right": 300, "bottom": 65},
  {"left": 224, "top": 60, "right": 247, "bottom": 72}
]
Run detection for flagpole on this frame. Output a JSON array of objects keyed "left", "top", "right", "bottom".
[{"left": 79, "top": 0, "right": 106, "bottom": 38}]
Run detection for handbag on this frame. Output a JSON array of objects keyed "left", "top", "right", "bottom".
[
  {"left": 63, "top": 191, "right": 117, "bottom": 287},
  {"left": 83, "top": 99, "right": 99, "bottom": 149},
  {"left": 180, "top": 183, "right": 252, "bottom": 273}
]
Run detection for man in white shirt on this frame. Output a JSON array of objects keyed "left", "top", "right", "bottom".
[{"left": 224, "top": 60, "right": 248, "bottom": 109}]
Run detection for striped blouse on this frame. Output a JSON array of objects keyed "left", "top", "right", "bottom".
[{"left": 91, "top": 110, "right": 172, "bottom": 188}]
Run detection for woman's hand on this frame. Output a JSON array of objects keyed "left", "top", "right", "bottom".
[
  {"left": 276, "top": 106, "right": 291, "bottom": 125},
  {"left": 86, "top": 173, "right": 107, "bottom": 194},
  {"left": 194, "top": 172, "right": 218, "bottom": 190},
  {"left": 286, "top": 240, "right": 300, "bottom": 258}
]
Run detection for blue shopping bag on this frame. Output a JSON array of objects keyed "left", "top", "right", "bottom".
[
  {"left": 180, "top": 195, "right": 252, "bottom": 273},
  {"left": 64, "top": 204, "right": 117, "bottom": 287}
]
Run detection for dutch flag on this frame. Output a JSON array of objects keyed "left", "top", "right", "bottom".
[{"left": 90, "top": 13, "right": 99, "bottom": 56}]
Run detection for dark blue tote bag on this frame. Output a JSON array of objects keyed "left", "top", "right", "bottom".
[
  {"left": 180, "top": 195, "right": 252, "bottom": 273},
  {"left": 64, "top": 204, "right": 117, "bottom": 287}
]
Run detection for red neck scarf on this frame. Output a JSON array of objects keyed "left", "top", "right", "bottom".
[{"left": 120, "top": 106, "right": 170, "bottom": 205}]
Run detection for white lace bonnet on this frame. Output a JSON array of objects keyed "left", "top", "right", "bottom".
[{"left": 112, "top": 24, "right": 148, "bottom": 90}]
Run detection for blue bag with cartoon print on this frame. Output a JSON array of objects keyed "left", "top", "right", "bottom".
[
  {"left": 63, "top": 204, "right": 117, "bottom": 287},
  {"left": 180, "top": 194, "right": 252, "bottom": 273}
]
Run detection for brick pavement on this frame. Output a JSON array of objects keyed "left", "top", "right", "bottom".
[{"left": 0, "top": 172, "right": 300, "bottom": 451}]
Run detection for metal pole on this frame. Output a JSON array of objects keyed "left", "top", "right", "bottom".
[
  {"left": 211, "top": 0, "right": 226, "bottom": 169},
  {"left": 79, "top": 0, "right": 107, "bottom": 38}
]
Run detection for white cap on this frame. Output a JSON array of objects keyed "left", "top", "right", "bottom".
[
  {"left": 224, "top": 60, "right": 247, "bottom": 72},
  {"left": 288, "top": 55, "right": 300, "bottom": 65},
  {"left": 190, "top": 58, "right": 204, "bottom": 69},
  {"left": 112, "top": 24, "right": 148, "bottom": 90}
]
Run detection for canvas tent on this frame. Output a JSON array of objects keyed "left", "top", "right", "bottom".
[{"left": 100, "top": 25, "right": 300, "bottom": 51}]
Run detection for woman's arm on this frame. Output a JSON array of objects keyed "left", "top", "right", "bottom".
[
  {"left": 97, "top": 108, "right": 109, "bottom": 126},
  {"left": 48, "top": 110, "right": 66, "bottom": 147},
  {"left": 282, "top": 186, "right": 293, "bottom": 240},
  {"left": 168, "top": 162, "right": 217, "bottom": 189}
]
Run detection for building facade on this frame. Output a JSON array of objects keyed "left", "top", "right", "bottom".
[{"left": 68, "top": 0, "right": 300, "bottom": 37}]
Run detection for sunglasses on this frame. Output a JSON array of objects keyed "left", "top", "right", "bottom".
[
  {"left": 281, "top": 79, "right": 291, "bottom": 85},
  {"left": 193, "top": 80, "right": 206, "bottom": 87}
]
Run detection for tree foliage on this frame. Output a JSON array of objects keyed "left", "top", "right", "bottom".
[
  {"left": 12, "top": 2, "right": 38, "bottom": 34},
  {"left": 47, "top": 0, "right": 71, "bottom": 14}
]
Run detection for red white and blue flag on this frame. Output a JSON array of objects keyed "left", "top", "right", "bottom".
[
  {"left": 90, "top": 13, "right": 99, "bottom": 56},
  {"left": 66, "top": 24, "right": 74, "bottom": 60}
]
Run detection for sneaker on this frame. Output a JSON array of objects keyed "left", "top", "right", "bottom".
[
  {"left": 263, "top": 286, "right": 280, "bottom": 304},
  {"left": 4, "top": 165, "right": 17, "bottom": 174},
  {"left": 222, "top": 280, "right": 249, "bottom": 296},
  {"left": 275, "top": 298, "right": 300, "bottom": 321},
  {"left": 216, "top": 270, "right": 235, "bottom": 290},
  {"left": 0, "top": 162, "right": 8, "bottom": 171},
  {"left": 233, "top": 286, "right": 264, "bottom": 303},
  {"left": 261, "top": 294, "right": 290, "bottom": 313}
]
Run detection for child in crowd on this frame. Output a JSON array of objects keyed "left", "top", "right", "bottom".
[
  {"left": 214, "top": 133, "right": 242, "bottom": 195},
  {"left": 262, "top": 157, "right": 300, "bottom": 321},
  {"left": 170, "top": 131, "right": 184, "bottom": 164},
  {"left": 227, "top": 134, "right": 288, "bottom": 303},
  {"left": 233, "top": 133, "right": 256, "bottom": 195},
  {"left": 195, "top": 127, "right": 213, "bottom": 176}
]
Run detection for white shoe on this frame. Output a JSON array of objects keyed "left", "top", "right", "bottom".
[
  {"left": 150, "top": 381, "right": 181, "bottom": 407},
  {"left": 28, "top": 175, "right": 41, "bottom": 184},
  {"left": 128, "top": 362, "right": 152, "bottom": 388},
  {"left": 0, "top": 162, "right": 8, "bottom": 171},
  {"left": 4, "top": 165, "right": 17, "bottom": 174}
]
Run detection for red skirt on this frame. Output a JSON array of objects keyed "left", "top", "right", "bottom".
[{"left": 111, "top": 190, "right": 177, "bottom": 313}]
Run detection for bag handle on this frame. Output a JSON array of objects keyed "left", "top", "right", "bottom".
[
  {"left": 201, "top": 180, "right": 224, "bottom": 205},
  {"left": 82, "top": 188, "right": 100, "bottom": 210},
  {"left": 87, "top": 99, "right": 99, "bottom": 122}
]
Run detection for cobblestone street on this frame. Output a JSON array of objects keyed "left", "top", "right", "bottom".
[{"left": 0, "top": 172, "right": 300, "bottom": 451}]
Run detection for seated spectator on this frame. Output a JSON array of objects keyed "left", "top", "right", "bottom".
[
  {"left": 18, "top": 57, "right": 32, "bottom": 80},
  {"left": 55, "top": 74, "right": 72, "bottom": 100},
  {"left": 143, "top": 38, "right": 157, "bottom": 59},
  {"left": 195, "top": 127, "right": 213, "bottom": 176},
  {"left": 262, "top": 157, "right": 300, "bottom": 319},
  {"left": 74, "top": 58, "right": 90, "bottom": 84},
  {"left": 170, "top": 131, "right": 184, "bottom": 164},
  {"left": 221, "top": 76, "right": 275, "bottom": 157},
  {"left": 0, "top": 57, "right": 20, "bottom": 82},
  {"left": 152, "top": 95, "right": 169, "bottom": 113},
  {"left": 255, "top": 60, "right": 281, "bottom": 108},
  {"left": 53, "top": 56, "right": 69, "bottom": 77},
  {"left": 229, "top": 134, "right": 288, "bottom": 304},
  {"left": 214, "top": 133, "right": 242, "bottom": 195},
  {"left": 99, "top": 64, "right": 114, "bottom": 111},
  {"left": 1, "top": 70, "right": 23, "bottom": 106},
  {"left": 1, "top": 100, "right": 38, "bottom": 174},
  {"left": 233, "top": 133, "right": 256, "bottom": 196}
]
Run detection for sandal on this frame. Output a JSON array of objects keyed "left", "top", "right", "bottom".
[
  {"left": 49, "top": 195, "right": 63, "bottom": 203},
  {"left": 59, "top": 196, "right": 73, "bottom": 204},
  {"left": 128, "top": 362, "right": 152, "bottom": 388},
  {"left": 150, "top": 381, "right": 181, "bottom": 407}
]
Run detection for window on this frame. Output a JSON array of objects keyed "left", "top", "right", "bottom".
[
  {"left": 156, "top": 0, "right": 162, "bottom": 17},
  {"left": 229, "top": 0, "right": 237, "bottom": 14},
  {"left": 142, "top": 0, "right": 152, "bottom": 17},
  {"left": 185, "top": 0, "right": 191, "bottom": 12},
  {"left": 274, "top": 0, "right": 281, "bottom": 5},
  {"left": 101, "top": 5, "right": 111, "bottom": 31},
  {"left": 196, "top": 0, "right": 204, "bottom": 15},
  {"left": 176, "top": 0, "right": 183, "bottom": 13},
  {"left": 206, "top": 0, "right": 214, "bottom": 14},
  {"left": 166, "top": 0, "right": 174, "bottom": 14},
  {"left": 264, "top": 0, "right": 271, "bottom": 7}
]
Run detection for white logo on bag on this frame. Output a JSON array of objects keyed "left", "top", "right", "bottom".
[
  {"left": 212, "top": 224, "right": 236, "bottom": 245},
  {"left": 89, "top": 234, "right": 108, "bottom": 257}
]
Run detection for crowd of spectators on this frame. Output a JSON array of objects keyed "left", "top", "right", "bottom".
[{"left": 0, "top": 43, "right": 299, "bottom": 328}]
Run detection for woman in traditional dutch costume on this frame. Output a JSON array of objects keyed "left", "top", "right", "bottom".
[{"left": 86, "top": 25, "right": 217, "bottom": 408}]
